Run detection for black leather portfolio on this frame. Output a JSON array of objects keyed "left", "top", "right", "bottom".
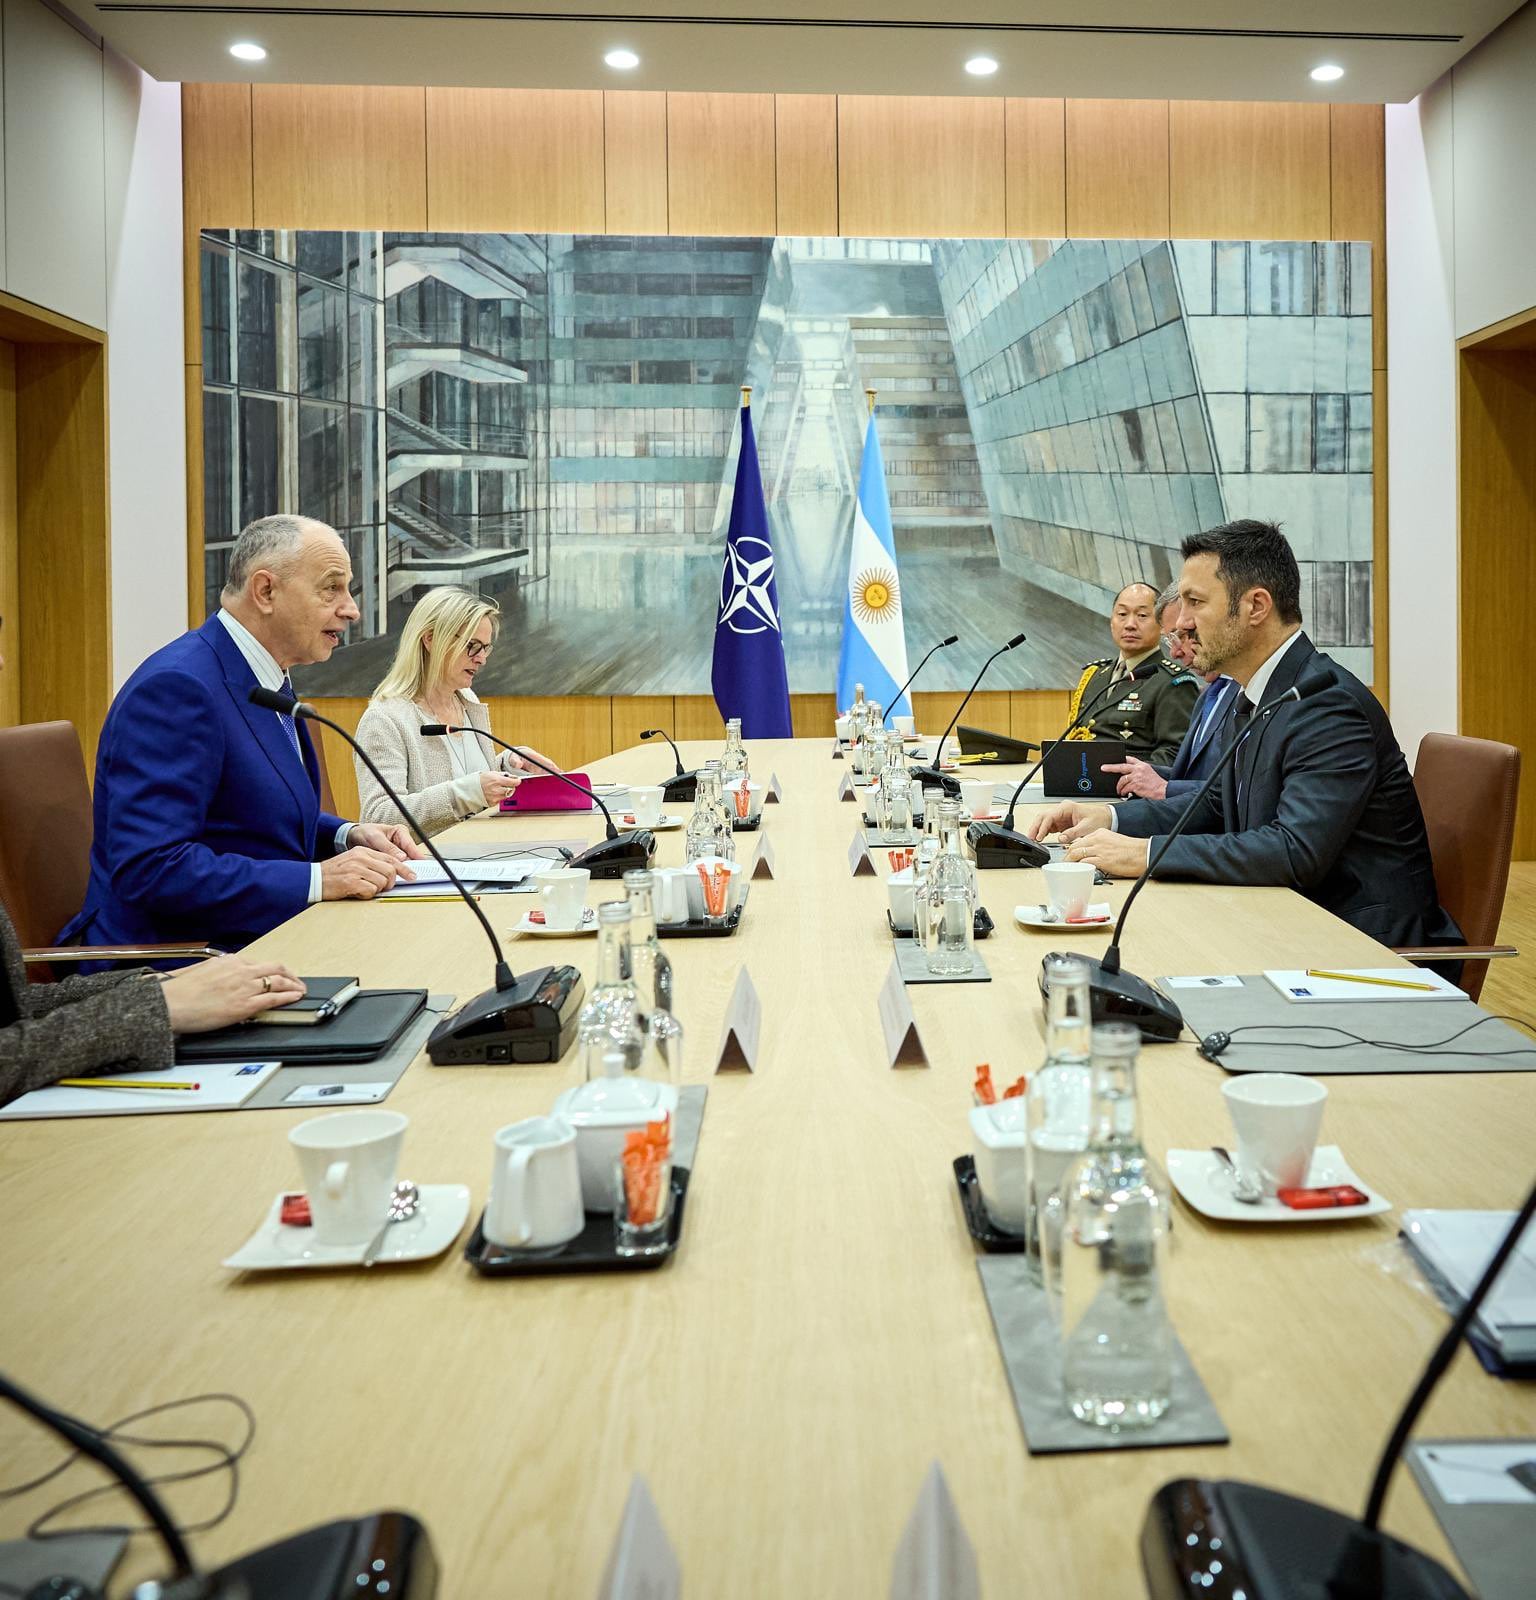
[{"left": 175, "top": 989, "right": 428, "bottom": 1065}]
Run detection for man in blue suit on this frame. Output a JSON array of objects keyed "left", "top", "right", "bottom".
[
  {"left": 1102, "top": 584, "right": 1238, "bottom": 801},
  {"left": 63, "top": 515, "right": 424, "bottom": 960}
]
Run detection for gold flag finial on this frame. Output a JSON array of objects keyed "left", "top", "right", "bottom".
[
  {"left": 741, "top": 385, "right": 752, "bottom": 408},
  {"left": 865, "top": 387, "right": 877, "bottom": 415}
]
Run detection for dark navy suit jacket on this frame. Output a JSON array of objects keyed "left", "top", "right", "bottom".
[
  {"left": 61, "top": 615, "right": 347, "bottom": 956},
  {"left": 1155, "top": 676, "right": 1238, "bottom": 799}
]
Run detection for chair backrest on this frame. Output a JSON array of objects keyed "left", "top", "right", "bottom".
[
  {"left": 310, "top": 724, "right": 337, "bottom": 816},
  {"left": 1413, "top": 731, "right": 1521, "bottom": 1002},
  {"left": 0, "top": 721, "right": 94, "bottom": 951}
]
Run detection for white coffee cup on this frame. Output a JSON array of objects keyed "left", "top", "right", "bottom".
[
  {"left": 1221, "top": 1074, "right": 1328, "bottom": 1196},
  {"left": 886, "top": 865, "right": 915, "bottom": 930},
  {"left": 532, "top": 866, "right": 590, "bottom": 930},
  {"left": 651, "top": 865, "right": 692, "bottom": 924},
  {"left": 970, "top": 1099, "right": 1029, "bottom": 1234},
  {"left": 959, "top": 778, "right": 995, "bottom": 819},
  {"left": 723, "top": 778, "right": 763, "bottom": 821},
  {"left": 1042, "top": 860, "right": 1096, "bottom": 920},
  {"left": 891, "top": 714, "right": 916, "bottom": 738},
  {"left": 485, "top": 1116, "right": 585, "bottom": 1249},
  {"left": 629, "top": 785, "right": 665, "bottom": 826},
  {"left": 682, "top": 857, "right": 744, "bottom": 918},
  {"left": 835, "top": 715, "right": 852, "bottom": 742},
  {"left": 289, "top": 1110, "right": 407, "bottom": 1246}
]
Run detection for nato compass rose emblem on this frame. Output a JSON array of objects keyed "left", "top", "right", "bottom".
[
  {"left": 718, "top": 535, "right": 782, "bottom": 635},
  {"left": 851, "top": 565, "right": 900, "bottom": 626}
]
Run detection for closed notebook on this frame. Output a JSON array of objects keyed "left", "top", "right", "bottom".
[
  {"left": 250, "top": 976, "right": 359, "bottom": 1026},
  {"left": 500, "top": 772, "right": 593, "bottom": 812},
  {"left": 176, "top": 989, "right": 427, "bottom": 1064}
]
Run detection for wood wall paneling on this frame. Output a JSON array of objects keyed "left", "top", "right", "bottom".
[
  {"left": 837, "top": 96, "right": 1005, "bottom": 239},
  {"left": 1065, "top": 100, "right": 1169, "bottom": 238},
  {"left": 1330, "top": 103, "right": 1388, "bottom": 372},
  {"left": 490, "top": 695, "right": 614, "bottom": 772},
  {"left": 426, "top": 89, "right": 605, "bottom": 233},
  {"left": 672, "top": 695, "right": 730, "bottom": 741},
  {"left": 1458, "top": 348, "right": 1536, "bottom": 857},
  {"left": 1009, "top": 690, "right": 1073, "bottom": 747},
  {"left": 1372, "top": 369, "right": 1388, "bottom": 711},
  {"left": 15, "top": 341, "right": 111, "bottom": 764},
  {"left": 180, "top": 83, "right": 253, "bottom": 361},
  {"left": 912, "top": 689, "right": 1012, "bottom": 745},
  {"left": 775, "top": 93, "right": 838, "bottom": 236},
  {"left": 185, "top": 365, "right": 206, "bottom": 628},
  {"left": 603, "top": 92, "right": 668, "bottom": 234},
  {"left": 1005, "top": 99, "right": 1066, "bottom": 238},
  {"left": 790, "top": 693, "right": 836, "bottom": 740},
  {"left": 612, "top": 695, "right": 674, "bottom": 754},
  {"left": 0, "top": 340, "right": 16, "bottom": 727},
  {"left": 252, "top": 86, "right": 427, "bottom": 228},
  {"left": 1169, "top": 101, "right": 1330, "bottom": 240},
  {"left": 666, "top": 93, "right": 776, "bottom": 236}
]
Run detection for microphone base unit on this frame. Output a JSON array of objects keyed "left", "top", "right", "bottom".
[
  {"left": 908, "top": 765, "right": 961, "bottom": 797},
  {"left": 427, "top": 964, "right": 585, "bottom": 1065},
  {"left": 1142, "top": 1479, "right": 1470, "bottom": 1600},
  {"left": 567, "top": 829, "right": 657, "bottom": 880},
  {"left": 1038, "top": 953, "right": 1184, "bottom": 1043},
  {"left": 660, "top": 771, "right": 700, "bottom": 804},
  {"left": 966, "top": 821, "right": 1051, "bottom": 869}
]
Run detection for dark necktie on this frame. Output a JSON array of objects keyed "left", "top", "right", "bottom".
[
  {"left": 1230, "top": 696, "right": 1254, "bottom": 813},
  {"left": 278, "top": 676, "right": 304, "bottom": 765}
]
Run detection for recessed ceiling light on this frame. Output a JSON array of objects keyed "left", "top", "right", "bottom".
[
  {"left": 604, "top": 48, "right": 640, "bottom": 71},
  {"left": 1310, "top": 63, "right": 1345, "bottom": 82},
  {"left": 965, "top": 56, "right": 999, "bottom": 77},
  {"left": 229, "top": 42, "right": 267, "bottom": 62}
]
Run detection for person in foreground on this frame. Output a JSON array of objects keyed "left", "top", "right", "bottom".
[
  {"left": 1063, "top": 581, "right": 1200, "bottom": 765},
  {"left": 1027, "top": 519, "right": 1460, "bottom": 950},
  {"left": 61, "top": 515, "right": 426, "bottom": 963},
  {"left": 0, "top": 631, "right": 303, "bottom": 1105},
  {"left": 354, "top": 587, "right": 559, "bottom": 838},
  {"left": 1100, "top": 582, "right": 1239, "bottom": 802}
]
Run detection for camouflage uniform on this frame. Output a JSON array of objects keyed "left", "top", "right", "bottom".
[{"left": 1064, "top": 654, "right": 1200, "bottom": 766}]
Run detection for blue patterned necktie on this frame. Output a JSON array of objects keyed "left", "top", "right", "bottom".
[{"left": 278, "top": 676, "right": 304, "bottom": 765}]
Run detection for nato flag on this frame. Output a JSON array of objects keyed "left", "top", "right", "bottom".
[{"left": 711, "top": 402, "right": 793, "bottom": 737}]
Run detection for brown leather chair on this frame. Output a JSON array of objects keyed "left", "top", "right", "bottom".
[
  {"left": 311, "top": 722, "right": 338, "bottom": 816},
  {"left": 0, "top": 721, "right": 217, "bottom": 977},
  {"left": 1395, "top": 731, "right": 1522, "bottom": 1001}
]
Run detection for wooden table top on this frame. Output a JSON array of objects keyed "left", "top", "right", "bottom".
[{"left": 3, "top": 737, "right": 1533, "bottom": 1595}]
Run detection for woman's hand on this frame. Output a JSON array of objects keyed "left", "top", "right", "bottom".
[
  {"left": 508, "top": 746, "right": 560, "bottom": 775},
  {"left": 160, "top": 956, "right": 307, "bottom": 1033},
  {"left": 478, "top": 769, "right": 523, "bottom": 806}
]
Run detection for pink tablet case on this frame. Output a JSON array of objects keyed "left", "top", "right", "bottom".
[{"left": 499, "top": 772, "right": 594, "bottom": 812}]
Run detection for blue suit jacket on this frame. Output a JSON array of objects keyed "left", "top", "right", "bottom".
[
  {"left": 61, "top": 615, "right": 347, "bottom": 956},
  {"left": 1156, "top": 676, "right": 1237, "bottom": 799}
]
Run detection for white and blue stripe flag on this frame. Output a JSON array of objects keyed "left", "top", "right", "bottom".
[{"left": 836, "top": 410, "right": 912, "bottom": 717}]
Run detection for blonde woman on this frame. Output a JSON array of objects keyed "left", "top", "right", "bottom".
[{"left": 354, "top": 588, "right": 558, "bottom": 837}]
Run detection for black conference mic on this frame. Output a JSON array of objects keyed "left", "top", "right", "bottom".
[
  {"left": 421, "top": 723, "right": 656, "bottom": 880},
  {"left": 909, "top": 632, "right": 1026, "bottom": 796},
  {"left": 248, "top": 687, "right": 583, "bottom": 1065},
  {"left": 879, "top": 634, "right": 958, "bottom": 727},
  {"left": 968, "top": 673, "right": 1128, "bottom": 869},
  {"left": 640, "top": 726, "right": 699, "bottom": 803},
  {"left": 1040, "top": 681, "right": 1311, "bottom": 1042}
]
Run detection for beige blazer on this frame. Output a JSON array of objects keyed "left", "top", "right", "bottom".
[{"left": 353, "top": 694, "right": 510, "bottom": 838}]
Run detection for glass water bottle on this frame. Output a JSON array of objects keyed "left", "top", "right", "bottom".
[
  {"left": 1025, "top": 953, "right": 1094, "bottom": 1286},
  {"left": 622, "top": 868, "right": 674, "bottom": 1022},
  {"left": 685, "top": 761, "right": 733, "bottom": 863},
  {"left": 1057, "top": 1022, "right": 1175, "bottom": 1429},
  {"left": 910, "top": 794, "right": 941, "bottom": 950},
  {"left": 721, "top": 716, "right": 749, "bottom": 786},
  {"left": 922, "top": 798, "right": 976, "bottom": 976},
  {"left": 575, "top": 901, "right": 643, "bottom": 1077}
]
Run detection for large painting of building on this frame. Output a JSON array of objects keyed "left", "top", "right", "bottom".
[{"left": 197, "top": 230, "right": 1374, "bottom": 698}]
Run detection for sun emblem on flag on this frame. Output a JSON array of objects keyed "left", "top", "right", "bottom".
[{"left": 851, "top": 566, "right": 900, "bottom": 626}]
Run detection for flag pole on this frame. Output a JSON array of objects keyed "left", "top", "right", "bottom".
[
  {"left": 741, "top": 385, "right": 752, "bottom": 409},
  {"left": 866, "top": 387, "right": 876, "bottom": 415}
]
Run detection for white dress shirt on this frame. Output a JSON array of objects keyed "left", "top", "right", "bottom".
[{"left": 217, "top": 609, "right": 352, "bottom": 903}]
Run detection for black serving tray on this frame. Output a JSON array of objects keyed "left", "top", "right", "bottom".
[
  {"left": 657, "top": 900, "right": 745, "bottom": 938},
  {"left": 464, "top": 1168, "right": 690, "bottom": 1275},
  {"left": 953, "top": 1155, "right": 1026, "bottom": 1254},
  {"left": 730, "top": 815, "right": 762, "bottom": 832},
  {"left": 887, "top": 906, "right": 994, "bottom": 941}
]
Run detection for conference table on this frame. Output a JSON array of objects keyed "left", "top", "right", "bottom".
[{"left": 3, "top": 736, "right": 1533, "bottom": 1596}]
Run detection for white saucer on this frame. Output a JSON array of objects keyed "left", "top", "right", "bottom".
[
  {"left": 1165, "top": 1145, "right": 1392, "bottom": 1224},
  {"left": 223, "top": 1183, "right": 472, "bottom": 1270},
  {"left": 513, "top": 906, "right": 599, "bottom": 935},
  {"left": 1014, "top": 902, "right": 1113, "bottom": 931},
  {"left": 619, "top": 814, "right": 683, "bottom": 831}
]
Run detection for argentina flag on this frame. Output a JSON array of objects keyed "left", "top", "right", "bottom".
[
  {"left": 836, "top": 407, "right": 912, "bottom": 717},
  {"left": 711, "top": 397, "right": 793, "bottom": 737}
]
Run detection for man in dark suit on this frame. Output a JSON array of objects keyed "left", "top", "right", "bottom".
[
  {"left": 1027, "top": 520, "right": 1459, "bottom": 950},
  {"left": 62, "top": 515, "right": 425, "bottom": 961}
]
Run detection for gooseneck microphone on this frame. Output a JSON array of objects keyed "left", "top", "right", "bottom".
[
  {"left": 968, "top": 674, "right": 1127, "bottom": 869},
  {"left": 640, "top": 726, "right": 699, "bottom": 802},
  {"left": 422, "top": 723, "right": 655, "bottom": 880},
  {"left": 1043, "top": 682, "right": 1308, "bottom": 1042},
  {"left": 249, "top": 687, "right": 583, "bottom": 1064},
  {"left": 909, "top": 632, "right": 1026, "bottom": 796},
  {"left": 879, "top": 634, "right": 958, "bottom": 726}
]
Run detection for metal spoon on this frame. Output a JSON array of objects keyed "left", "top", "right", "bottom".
[
  {"left": 1211, "top": 1146, "right": 1263, "bottom": 1205},
  {"left": 361, "top": 1180, "right": 420, "bottom": 1267}
]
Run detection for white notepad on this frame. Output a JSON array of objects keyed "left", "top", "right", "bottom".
[
  {"left": 0, "top": 1060, "right": 280, "bottom": 1120},
  {"left": 1263, "top": 968, "right": 1463, "bottom": 1003}
]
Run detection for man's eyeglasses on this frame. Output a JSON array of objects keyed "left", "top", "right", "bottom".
[{"left": 464, "top": 638, "right": 494, "bottom": 661}]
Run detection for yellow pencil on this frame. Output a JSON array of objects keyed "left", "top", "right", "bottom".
[
  {"left": 56, "top": 1078, "right": 202, "bottom": 1090},
  {"left": 1304, "top": 968, "right": 1439, "bottom": 992},
  {"left": 379, "top": 894, "right": 482, "bottom": 903}
]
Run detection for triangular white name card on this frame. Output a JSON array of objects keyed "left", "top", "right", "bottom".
[
  {"left": 838, "top": 770, "right": 857, "bottom": 800},
  {"left": 848, "top": 831, "right": 876, "bottom": 876},
  {"left": 889, "top": 1463, "right": 980, "bottom": 1600},
  {"left": 595, "top": 1477, "right": 681, "bottom": 1600},
  {"left": 751, "top": 835, "right": 776, "bottom": 879},
  {"left": 878, "top": 957, "right": 928, "bottom": 1068},
  {"left": 765, "top": 772, "right": 783, "bottom": 802},
  {"left": 714, "top": 965, "right": 762, "bottom": 1072}
]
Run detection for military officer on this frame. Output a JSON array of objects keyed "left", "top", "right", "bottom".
[{"left": 1065, "top": 581, "right": 1200, "bottom": 765}]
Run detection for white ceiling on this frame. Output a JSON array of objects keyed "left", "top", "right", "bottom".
[{"left": 79, "top": 0, "right": 1527, "bottom": 101}]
